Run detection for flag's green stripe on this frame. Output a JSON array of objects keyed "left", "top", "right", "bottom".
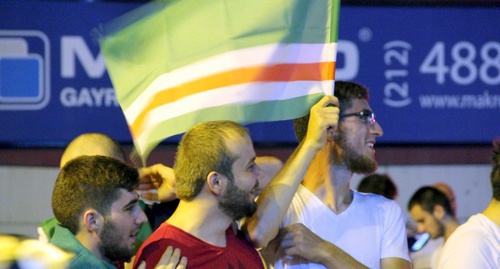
[
  {"left": 139, "top": 93, "right": 324, "bottom": 157},
  {"left": 100, "top": 0, "right": 336, "bottom": 108}
]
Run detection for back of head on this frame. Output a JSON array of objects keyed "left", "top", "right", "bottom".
[
  {"left": 408, "top": 186, "right": 453, "bottom": 216},
  {"left": 492, "top": 139, "right": 500, "bottom": 201},
  {"left": 357, "top": 173, "right": 398, "bottom": 200},
  {"left": 433, "top": 182, "right": 457, "bottom": 216},
  {"left": 432, "top": 182, "right": 455, "bottom": 202},
  {"left": 60, "top": 133, "right": 126, "bottom": 168},
  {"left": 52, "top": 155, "right": 139, "bottom": 234},
  {"left": 174, "top": 120, "right": 249, "bottom": 200},
  {"left": 294, "top": 81, "right": 369, "bottom": 142}
]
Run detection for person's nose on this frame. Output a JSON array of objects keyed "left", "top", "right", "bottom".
[
  {"left": 136, "top": 208, "right": 148, "bottom": 225},
  {"left": 255, "top": 164, "right": 262, "bottom": 181},
  {"left": 370, "top": 120, "right": 384, "bottom": 137},
  {"left": 416, "top": 223, "right": 425, "bottom": 234}
]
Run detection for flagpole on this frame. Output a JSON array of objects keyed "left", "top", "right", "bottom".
[{"left": 330, "top": 0, "right": 341, "bottom": 96}]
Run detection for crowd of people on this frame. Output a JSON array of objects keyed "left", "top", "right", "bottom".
[{"left": 1, "top": 81, "right": 498, "bottom": 269}]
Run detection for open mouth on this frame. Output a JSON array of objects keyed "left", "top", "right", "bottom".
[
  {"left": 249, "top": 189, "right": 257, "bottom": 200},
  {"left": 130, "top": 229, "right": 140, "bottom": 242},
  {"left": 366, "top": 142, "right": 375, "bottom": 154}
]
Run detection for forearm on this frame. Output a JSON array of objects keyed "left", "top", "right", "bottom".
[
  {"left": 318, "top": 242, "right": 369, "bottom": 269},
  {"left": 244, "top": 95, "right": 338, "bottom": 247},
  {"left": 244, "top": 140, "right": 319, "bottom": 247}
]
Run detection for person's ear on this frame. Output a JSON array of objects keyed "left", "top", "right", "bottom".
[
  {"left": 83, "top": 209, "right": 102, "bottom": 233},
  {"left": 433, "top": 204, "right": 445, "bottom": 220},
  {"left": 327, "top": 126, "right": 341, "bottom": 143},
  {"left": 207, "top": 171, "right": 224, "bottom": 196}
]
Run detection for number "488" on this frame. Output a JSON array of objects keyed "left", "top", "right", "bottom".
[{"left": 419, "top": 41, "right": 499, "bottom": 85}]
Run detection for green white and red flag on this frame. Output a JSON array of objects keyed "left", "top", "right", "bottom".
[{"left": 99, "top": 0, "right": 340, "bottom": 163}]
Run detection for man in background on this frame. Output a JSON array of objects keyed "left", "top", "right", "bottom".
[
  {"left": 357, "top": 173, "right": 398, "bottom": 200},
  {"left": 438, "top": 140, "right": 500, "bottom": 268},
  {"left": 433, "top": 182, "right": 457, "bottom": 218},
  {"left": 408, "top": 186, "right": 461, "bottom": 268}
]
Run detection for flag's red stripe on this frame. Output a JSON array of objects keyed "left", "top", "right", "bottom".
[{"left": 130, "top": 61, "right": 335, "bottom": 138}]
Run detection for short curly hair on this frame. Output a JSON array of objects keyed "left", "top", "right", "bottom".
[
  {"left": 174, "top": 120, "right": 249, "bottom": 200},
  {"left": 51, "top": 155, "right": 139, "bottom": 234}
]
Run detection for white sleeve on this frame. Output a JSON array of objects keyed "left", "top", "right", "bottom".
[{"left": 381, "top": 201, "right": 411, "bottom": 261}]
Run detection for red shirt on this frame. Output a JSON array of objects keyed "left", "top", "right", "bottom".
[{"left": 133, "top": 223, "right": 264, "bottom": 269}]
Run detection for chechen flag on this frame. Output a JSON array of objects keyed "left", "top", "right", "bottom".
[{"left": 99, "top": 0, "right": 340, "bottom": 163}]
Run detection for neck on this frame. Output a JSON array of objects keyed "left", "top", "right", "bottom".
[
  {"left": 302, "top": 146, "right": 354, "bottom": 214},
  {"left": 482, "top": 198, "right": 500, "bottom": 227},
  {"left": 75, "top": 230, "right": 108, "bottom": 263},
  {"left": 167, "top": 197, "right": 232, "bottom": 247},
  {"left": 443, "top": 217, "right": 461, "bottom": 240}
]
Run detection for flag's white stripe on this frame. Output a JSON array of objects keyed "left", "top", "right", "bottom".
[
  {"left": 134, "top": 80, "right": 332, "bottom": 151},
  {"left": 124, "top": 42, "right": 337, "bottom": 123}
]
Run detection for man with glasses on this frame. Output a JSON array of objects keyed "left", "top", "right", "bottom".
[{"left": 245, "top": 81, "right": 411, "bottom": 268}]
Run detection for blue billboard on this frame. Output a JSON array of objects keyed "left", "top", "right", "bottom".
[{"left": 0, "top": 1, "right": 498, "bottom": 145}]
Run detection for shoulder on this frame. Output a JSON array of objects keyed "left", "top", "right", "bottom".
[
  {"left": 69, "top": 253, "right": 115, "bottom": 269},
  {"left": 39, "top": 218, "right": 59, "bottom": 241},
  {"left": 40, "top": 217, "right": 58, "bottom": 228},
  {"left": 446, "top": 216, "right": 495, "bottom": 246},
  {"left": 353, "top": 191, "right": 405, "bottom": 229},
  {"left": 49, "top": 225, "right": 79, "bottom": 250},
  {"left": 439, "top": 217, "right": 499, "bottom": 268},
  {"left": 353, "top": 191, "right": 401, "bottom": 211}
]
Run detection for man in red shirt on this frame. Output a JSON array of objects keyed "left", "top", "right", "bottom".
[{"left": 134, "top": 96, "right": 338, "bottom": 268}]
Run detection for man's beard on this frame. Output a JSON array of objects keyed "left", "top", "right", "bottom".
[
  {"left": 218, "top": 180, "right": 257, "bottom": 221},
  {"left": 333, "top": 130, "right": 378, "bottom": 174},
  {"left": 431, "top": 216, "right": 445, "bottom": 239},
  {"left": 98, "top": 219, "right": 135, "bottom": 262}
]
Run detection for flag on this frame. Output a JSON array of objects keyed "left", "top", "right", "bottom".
[{"left": 99, "top": 0, "right": 340, "bottom": 163}]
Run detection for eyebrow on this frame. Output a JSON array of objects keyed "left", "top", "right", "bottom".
[
  {"left": 122, "top": 194, "right": 140, "bottom": 210},
  {"left": 247, "top": 156, "right": 256, "bottom": 167}
]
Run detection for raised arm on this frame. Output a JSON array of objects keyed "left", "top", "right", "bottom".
[
  {"left": 137, "top": 164, "right": 177, "bottom": 203},
  {"left": 243, "top": 95, "right": 339, "bottom": 248}
]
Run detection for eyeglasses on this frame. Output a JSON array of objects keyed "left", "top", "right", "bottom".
[{"left": 339, "top": 109, "right": 376, "bottom": 125}]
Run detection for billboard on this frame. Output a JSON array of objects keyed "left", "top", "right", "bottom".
[{"left": 0, "top": 1, "right": 498, "bottom": 145}]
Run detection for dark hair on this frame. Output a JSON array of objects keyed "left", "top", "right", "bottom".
[
  {"left": 52, "top": 155, "right": 139, "bottom": 234},
  {"left": 174, "top": 120, "right": 249, "bottom": 200},
  {"left": 294, "top": 81, "right": 370, "bottom": 142},
  {"left": 357, "top": 173, "right": 398, "bottom": 200},
  {"left": 492, "top": 139, "right": 500, "bottom": 200},
  {"left": 407, "top": 186, "right": 454, "bottom": 216}
]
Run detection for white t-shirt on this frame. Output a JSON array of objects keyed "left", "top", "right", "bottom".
[
  {"left": 438, "top": 213, "right": 500, "bottom": 269},
  {"left": 430, "top": 241, "right": 443, "bottom": 269},
  {"left": 261, "top": 185, "right": 410, "bottom": 269}
]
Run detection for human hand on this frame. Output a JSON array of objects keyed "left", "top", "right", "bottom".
[
  {"left": 138, "top": 164, "right": 177, "bottom": 203},
  {"left": 137, "top": 246, "right": 187, "bottom": 269},
  {"left": 277, "top": 223, "right": 331, "bottom": 264},
  {"left": 305, "top": 95, "right": 339, "bottom": 151}
]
